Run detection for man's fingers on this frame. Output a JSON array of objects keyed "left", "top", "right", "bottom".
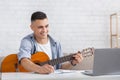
[
  {"left": 72, "top": 53, "right": 83, "bottom": 64},
  {"left": 73, "top": 53, "right": 83, "bottom": 59},
  {"left": 46, "top": 64, "right": 54, "bottom": 72},
  {"left": 43, "top": 64, "right": 54, "bottom": 73}
]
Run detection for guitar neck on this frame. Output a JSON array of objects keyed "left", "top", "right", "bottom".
[
  {"left": 36, "top": 48, "right": 93, "bottom": 66},
  {"left": 38, "top": 54, "right": 74, "bottom": 66}
]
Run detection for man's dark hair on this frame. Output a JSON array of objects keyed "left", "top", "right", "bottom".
[{"left": 31, "top": 11, "right": 47, "bottom": 22}]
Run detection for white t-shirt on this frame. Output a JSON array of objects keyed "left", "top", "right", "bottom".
[{"left": 36, "top": 39, "right": 52, "bottom": 60}]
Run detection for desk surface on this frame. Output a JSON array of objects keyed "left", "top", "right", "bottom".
[{"left": 2, "top": 70, "right": 120, "bottom": 80}]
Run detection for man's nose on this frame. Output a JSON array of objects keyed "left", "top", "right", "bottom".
[{"left": 42, "top": 27, "right": 46, "bottom": 32}]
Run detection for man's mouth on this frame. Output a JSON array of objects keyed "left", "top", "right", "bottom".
[{"left": 40, "top": 33, "right": 47, "bottom": 36}]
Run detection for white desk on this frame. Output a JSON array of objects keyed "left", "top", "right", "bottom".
[{"left": 1, "top": 70, "right": 120, "bottom": 80}]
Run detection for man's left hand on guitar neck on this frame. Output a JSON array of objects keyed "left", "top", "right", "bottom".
[
  {"left": 61, "top": 51, "right": 83, "bottom": 69},
  {"left": 70, "top": 51, "right": 83, "bottom": 66}
]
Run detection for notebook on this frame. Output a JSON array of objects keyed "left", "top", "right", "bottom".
[{"left": 83, "top": 48, "right": 120, "bottom": 76}]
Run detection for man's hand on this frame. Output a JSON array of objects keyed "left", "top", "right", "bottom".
[
  {"left": 71, "top": 51, "right": 83, "bottom": 66},
  {"left": 38, "top": 64, "right": 54, "bottom": 74}
]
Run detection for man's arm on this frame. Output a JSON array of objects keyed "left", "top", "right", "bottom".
[
  {"left": 61, "top": 61, "right": 74, "bottom": 69},
  {"left": 61, "top": 52, "right": 83, "bottom": 69},
  {"left": 20, "top": 58, "right": 54, "bottom": 74}
]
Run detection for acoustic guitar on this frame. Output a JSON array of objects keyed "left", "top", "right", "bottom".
[{"left": 1, "top": 47, "right": 94, "bottom": 72}]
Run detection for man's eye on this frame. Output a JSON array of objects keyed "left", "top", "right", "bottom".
[
  {"left": 46, "top": 25, "right": 49, "bottom": 28},
  {"left": 38, "top": 26, "right": 42, "bottom": 28}
]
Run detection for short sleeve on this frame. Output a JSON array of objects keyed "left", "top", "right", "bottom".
[{"left": 17, "top": 39, "right": 32, "bottom": 62}]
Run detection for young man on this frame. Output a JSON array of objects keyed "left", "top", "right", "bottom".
[{"left": 17, "top": 11, "right": 83, "bottom": 74}]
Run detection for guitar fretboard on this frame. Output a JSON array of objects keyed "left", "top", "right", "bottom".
[{"left": 38, "top": 54, "right": 74, "bottom": 66}]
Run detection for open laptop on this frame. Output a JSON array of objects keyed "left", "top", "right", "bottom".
[{"left": 83, "top": 48, "right": 120, "bottom": 76}]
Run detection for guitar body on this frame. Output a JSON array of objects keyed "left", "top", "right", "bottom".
[
  {"left": 1, "top": 54, "right": 18, "bottom": 72},
  {"left": 1, "top": 52, "right": 50, "bottom": 72}
]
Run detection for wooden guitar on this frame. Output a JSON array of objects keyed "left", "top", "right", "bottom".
[{"left": 1, "top": 48, "right": 94, "bottom": 72}]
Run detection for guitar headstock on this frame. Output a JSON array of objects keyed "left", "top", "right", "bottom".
[{"left": 81, "top": 47, "right": 94, "bottom": 57}]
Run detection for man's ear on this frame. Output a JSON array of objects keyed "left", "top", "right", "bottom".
[{"left": 30, "top": 24, "right": 34, "bottom": 31}]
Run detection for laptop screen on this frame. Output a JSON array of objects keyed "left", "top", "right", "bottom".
[{"left": 93, "top": 48, "right": 120, "bottom": 76}]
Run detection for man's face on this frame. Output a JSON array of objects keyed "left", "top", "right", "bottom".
[{"left": 30, "top": 18, "right": 49, "bottom": 39}]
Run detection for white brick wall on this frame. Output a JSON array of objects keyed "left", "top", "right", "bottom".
[{"left": 0, "top": 0, "right": 120, "bottom": 56}]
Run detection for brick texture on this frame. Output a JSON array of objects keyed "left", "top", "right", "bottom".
[{"left": 0, "top": 0, "right": 120, "bottom": 56}]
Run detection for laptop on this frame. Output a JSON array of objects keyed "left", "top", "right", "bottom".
[{"left": 83, "top": 48, "right": 120, "bottom": 76}]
